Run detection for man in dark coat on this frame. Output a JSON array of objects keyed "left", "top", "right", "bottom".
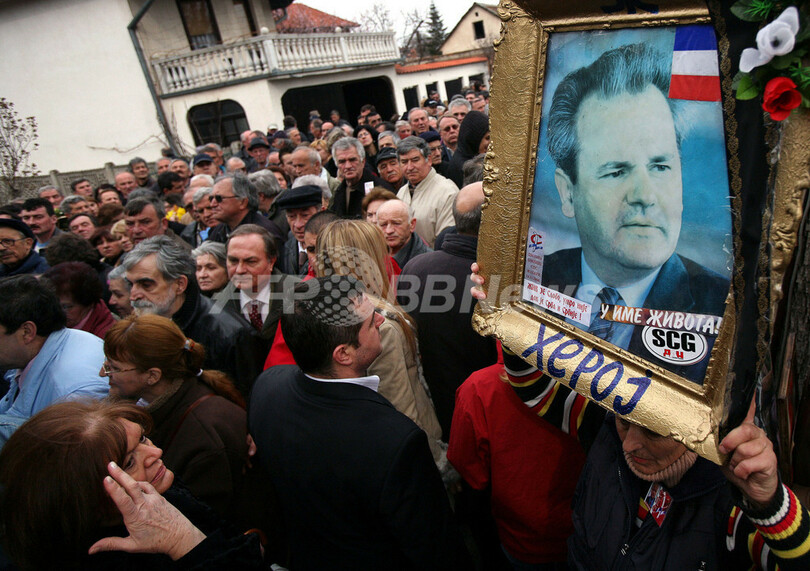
[
  {"left": 250, "top": 276, "right": 466, "bottom": 569},
  {"left": 122, "top": 236, "right": 260, "bottom": 399},
  {"left": 330, "top": 137, "right": 393, "bottom": 218},
  {"left": 398, "top": 182, "right": 497, "bottom": 439},
  {"left": 217, "top": 224, "right": 299, "bottom": 358},
  {"left": 207, "top": 173, "right": 284, "bottom": 254},
  {"left": 273, "top": 185, "right": 325, "bottom": 276},
  {"left": 0, "top": 219, "right": 49, "bottom": 277}
]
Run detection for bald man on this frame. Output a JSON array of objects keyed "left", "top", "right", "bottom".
[
  {"left": 376, "top": 199, "right": 431, "bottom": 269},
  {"left": 398, "top": 182, "right": 498, "bottom": 438},
  {"left": 115, "top": 172, "right": 138, "bottom": 198}
]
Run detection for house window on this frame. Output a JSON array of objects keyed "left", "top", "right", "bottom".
[
  {"left": 233, "top": 0, "right": 258, "bottom": 36},
  {"left": 187, "top": 100, "right": 248, "bottom": 148},
  {"left": 445, "top": 78, "right": 463, "bottom": 100},
  {"left": 177, "top": 0, "right": 221, "bottom": 50},
  {"left": 473, "top": 20, "right": 485, "bottom": 40},
  {"left": 403, "top": 87, "right": 419, "bottom": 112}
]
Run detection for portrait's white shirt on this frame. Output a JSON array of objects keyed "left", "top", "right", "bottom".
[
  {"left": 239, "top": 280, "right": 272, "bottom": 323},
  {"left": 305, "top": 373, "right": 381, "bottom": 393}
]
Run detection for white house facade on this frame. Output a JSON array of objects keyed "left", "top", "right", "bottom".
[{"left": 1, "top": 0, "right": 489, "bottom": 178}]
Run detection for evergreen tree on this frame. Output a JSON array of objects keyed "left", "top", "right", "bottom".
[{"left": 425, "top": 2, "right": 447, "bottom": 56}]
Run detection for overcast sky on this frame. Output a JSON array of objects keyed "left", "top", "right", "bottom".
[{"left": 293, "top": 0, "right": 478, "bottom": 42}]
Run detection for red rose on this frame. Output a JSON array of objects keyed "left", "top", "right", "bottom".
[{"left": 762, "top": 77, "right": 802, "bottom": 121}]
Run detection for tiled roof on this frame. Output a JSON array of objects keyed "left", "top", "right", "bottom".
[
  {"left": 395, "top": 56, "right": 488, "bottom": 74},
  {"left": 276, "top": 3, "right": 359, "bottom": 33}
]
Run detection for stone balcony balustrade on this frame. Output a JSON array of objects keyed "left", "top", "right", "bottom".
[{"left": 152, "top": 31, "right": 400, "bottom": 95}]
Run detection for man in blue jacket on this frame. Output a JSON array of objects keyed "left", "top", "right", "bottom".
[{"left": 0, "top": 275, "right": 107, "bottom": 446}]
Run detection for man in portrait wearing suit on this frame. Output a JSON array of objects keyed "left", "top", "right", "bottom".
[
  {"left": 541, "top": 43, "right": 729, "bottom": 381},
  {"left": 249, "top": 276, "right": 465, "bottom": 569}
]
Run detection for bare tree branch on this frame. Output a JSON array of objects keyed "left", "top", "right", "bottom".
[{"left": 0, "top": 98, "right": 40, "bottom": 200}]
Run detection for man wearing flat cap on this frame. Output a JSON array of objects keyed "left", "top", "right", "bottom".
[
  {"left": 0, "top": 219, "right": 49, "bottom": 277},
  {"left": 376, "top": 147, "right": 405, "bottom": 190},
  {"left": 274, "top": 185, "right": 326, "bottom": 276},
  {"left": 248, "top": 137, "right": 272, "bottom": 170}
]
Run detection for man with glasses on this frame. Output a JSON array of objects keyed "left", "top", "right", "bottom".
[
  {"left": 0, "top": 275, "right": 107, "bottom": 446},
  {"left": 438, "top": 115, "right": 460, "bottom": 159},
  {"left": 0, "top": 219, "right": 50, "bottom": 277},
  {"left": 207, "top": 173, "right": 284, "bottom": 252}
]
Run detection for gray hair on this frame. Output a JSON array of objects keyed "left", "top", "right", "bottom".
[
  {"left": 191, "top": 240, "right": 227, "bottom": 268},
  {"left": 453, "top": 192, "right": 484, "bottom": 235},
  {"left": 122, "top": 235, "right": 195, "bottom": 282},
  {"left": 108, "top": 264, "right": 130, "bottom": 287},
  {"left": 38, "top": 185, "right": 62, "bottom": 197},
  {"left": 127, "top": 188, "right": 158, "bottom": 202},
  {"left": 169, "top": 158, "right": 189, "bottom": 170},
  {"left": 448, "top": 99, "right": 472, "bottom": 113},
  {"left": 189, "top": 174, "right": 215, "bottom": 187},
  {"left": 225, "top": 157, "right": 246, "bottom": 173},
  {"left": 216, "top": 172, "right": 258, "bottom": 211},
  {"left": 396, "top": 136, "right": 429, "bottom": 160},
  {"left": 294, "top": 145, "right": 322, "bottom": 168},
  {"left": 292, "top": 175, "right": 331, "bottom": 201},
  {"left": 60, "top": 195, "right": 88, "bottom": 216},
  {"left": 408, "top": 107, "right": 427, "bottom": 120},
  {"left": 248, "top": 170, "right": 282, "bottom": 199},
  {"left": 394, "top": 120, "right": 410, "bottom": 130},
  {"left": 331, "top": 137, "right": 365, "bottom": 161},
  {"left": 326, "top": 127, "right": 348, "bottom": 152},
  {"left": 201, "top": 143, "right": 222, "bottom": 153},
  {"left": 192, "top": 186, "right": 213, "bottom": 206},
  {"left": 377, "top": 130, "right": 399, "bottom": 145}
]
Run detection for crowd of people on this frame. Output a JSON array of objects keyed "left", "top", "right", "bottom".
[{"left": 0, "top": 80, "right": 808, "bottom": 571}]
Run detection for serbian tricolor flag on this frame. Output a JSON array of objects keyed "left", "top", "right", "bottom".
[{"left": 668, "top": 25, "right": 721, "bottom": 102}]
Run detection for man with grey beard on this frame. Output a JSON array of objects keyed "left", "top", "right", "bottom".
[{"left": 122, "top": 235, "right": 260, "bottom": 398}]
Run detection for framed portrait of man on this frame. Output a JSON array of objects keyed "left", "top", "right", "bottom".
[
  {"left": 524, "top": 26, "right": 731, "bottom": 386},
  {"left": 472, "top": 0, "right": 767, "bottom": 463}
]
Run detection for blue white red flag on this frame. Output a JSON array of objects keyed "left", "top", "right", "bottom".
[{"left": 669, "top": 25, "right": 721, "bottom": 102}]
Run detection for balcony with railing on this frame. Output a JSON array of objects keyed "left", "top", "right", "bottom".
[{"left": 152, "top": 31, "right": 400, "bottom": 96}]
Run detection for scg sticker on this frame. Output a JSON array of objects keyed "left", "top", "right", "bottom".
[{"left": 641, "top": 326, "right": 708, "bottom": 366}]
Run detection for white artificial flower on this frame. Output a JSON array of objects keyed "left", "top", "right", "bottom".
[{"left": 739, "top": 6, "right": 800, "bottom": 73}]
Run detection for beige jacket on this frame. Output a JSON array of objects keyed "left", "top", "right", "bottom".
[
  {"left": 369, "top": 314, "right": 447, "bottom": 472},
  {"left": 397, "top": 168, "right": 458, "bottom": 248}
]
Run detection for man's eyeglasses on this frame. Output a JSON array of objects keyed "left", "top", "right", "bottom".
[
  {"left": 0, "top": 237, "right": 27, "bottom": 249},
  {"left": 211, "top": 194, "right": 239, "bottom": 203},
  {"left": 102, "top": 361, "right": 137, "bottom": 376}
]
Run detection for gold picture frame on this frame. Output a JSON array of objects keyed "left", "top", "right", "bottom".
[{"left": 473, "top": 0, "right": 742, "bottom": 463}]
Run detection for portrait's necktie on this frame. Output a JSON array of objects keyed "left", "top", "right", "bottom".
[{"left": 587, "top": 287, "right": 623, "bottom": 343}]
